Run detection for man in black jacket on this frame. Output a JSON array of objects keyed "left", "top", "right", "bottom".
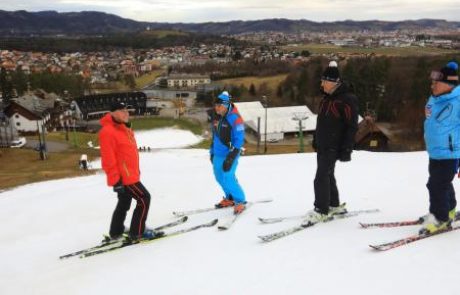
[{"left": 309, "top": 61, "right": 359, "bottom": 222}]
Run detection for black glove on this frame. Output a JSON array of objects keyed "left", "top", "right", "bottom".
[
  {"left": 210, "top": 154, "right": 214, "bottom": 164},
  {"left": 223, "top": 149, "right": 240, "bottom": 172},
  {"left": 338, "top": 149, "right": 352, "bottom": 162},
  {"left": 113, "top": 179, "right": 125, "bottom": 194}
]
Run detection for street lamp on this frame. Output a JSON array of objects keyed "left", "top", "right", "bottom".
[
  {"left": 263, "top": 95, "right": 268, "bottom": 154},
  {"left": 292, "top": 112, "right": 308, "bottom": 153}
]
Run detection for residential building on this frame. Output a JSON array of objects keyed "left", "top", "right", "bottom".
[
  {"left": 4, "top": 100, "right": 51, "bottom": 133},
  {"left": 72, "top": 91, "right": 147, "bottom": 120},
  {"left": 167, "top": 74, "right": 211, "bottom": 89}
]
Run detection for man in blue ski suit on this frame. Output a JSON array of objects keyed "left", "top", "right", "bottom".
[
  {"left": 210, "top": 91, "right": 247, "bottom": 215},
  {"left": 421, "top": 61, "right": 460, "bottom": 234}
]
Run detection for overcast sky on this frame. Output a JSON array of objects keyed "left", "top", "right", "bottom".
[{"left": 4, "top": 0, "right": 460, "bottom": 23}]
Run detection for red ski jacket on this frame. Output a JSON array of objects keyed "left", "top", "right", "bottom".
[{"left": 99, "top": 113, "right": 140, "bottom": 186}]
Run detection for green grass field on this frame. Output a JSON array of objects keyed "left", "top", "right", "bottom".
[
  {"left": 130, "top": 117, "right": 203, "bottom": 135},
  {"left": 282, "top": 44, "right": 458, "bottom": 56},
  {"left": 0, "top": 148, "right": 99, "bottom": 191},
  {"left": 135, "top": 70, "right": 164, "bottom": 88},
  {"left": 217, "top": 74, "right": 288, "bottom": 90},
  {"left": 43, "top": 131, "right": 100, "bottom": 149},
  {"left": 139, "top": 30, "right": 189, "bottom": 38}
]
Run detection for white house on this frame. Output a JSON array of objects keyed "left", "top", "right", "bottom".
[
  {"left": 234, "top": 101, "right": 318, "bottom": 142},
  {"left": 5, "top": 101, "right": 50, "bottom": 132}
]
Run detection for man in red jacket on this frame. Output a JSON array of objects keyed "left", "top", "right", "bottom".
[{"left": 99, "top": 102, "right": 160, "bottom": 241}]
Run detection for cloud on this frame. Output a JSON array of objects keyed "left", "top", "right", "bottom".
[{"left": 2, "top": 0, "right": 460, "bottom": 22}]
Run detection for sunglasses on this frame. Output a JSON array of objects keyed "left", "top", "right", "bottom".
[
  {"left": 430, "top": 71, "right": 459, "bottom": 82},
  {"left": 430, "top": 71, "right": 444, "bottom": 81}
]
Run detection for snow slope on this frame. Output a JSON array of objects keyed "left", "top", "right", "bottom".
[
  {"left": 1, "top": 129, "right": 459, "bottom": 295},
  {"left": 134, "top": 128, "right": 203, "bottom": 149}
]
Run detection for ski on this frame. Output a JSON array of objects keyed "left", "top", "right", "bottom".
[
  {"left": 360, "top": 212, "right": 460, "bottom": 228},
  {"left": 80, "top": 219, "right": 218, "bottom": 258},
  {"left": 259, "top": 213, "right": 312, "bottom": 224},
  {"left": 59, "top": 216, "right": 188, "bottom": 260},
  {"left": 217, "top": 203, "right": 253, "bottom": 231},
  {"left": 360, "top": 219, "right": 422, "bottom": 228},
  {"left": 369, "top": 225, "right": 460, "bottom": 251},
  {"left": 258, "top": 209, "right": 379, "bottom": 243},
  {"left": 172, "top": 198, "right": 273, "bottom": 217},
  {"left": 259, "top": 208, "right": 379, "bottom": 224}
]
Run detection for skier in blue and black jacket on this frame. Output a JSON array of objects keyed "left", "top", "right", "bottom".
[
  {"left": 209, "top": 91, "right": 247, "bottom": 215},
  {"left": 420, "top": 61, "right": 460, "bottom": 234}
]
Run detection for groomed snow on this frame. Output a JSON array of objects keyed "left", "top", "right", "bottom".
[
  {"left": 1, "top": 129, "right": 459, "bottom": 295},
  {"left": 131, "top": 128, "right": 203, "bottom": 149}
]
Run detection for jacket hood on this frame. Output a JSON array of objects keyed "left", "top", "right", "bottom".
[{"left": 100, "top": 113, "right": 115, "bottom": 127}]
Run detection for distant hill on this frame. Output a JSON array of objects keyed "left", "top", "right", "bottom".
[
  {"left": 0, "top": 10, "right": 148, "bottom": 35},
  {"left": 0, "top": 10, "right": 459, "bottom": 36},
  {"left": 149, "top": 19, "right": 460, "bottom": 35}
]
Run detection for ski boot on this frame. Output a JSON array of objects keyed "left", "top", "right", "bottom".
[
  {"left": 329, "top": 203, "right": 347, "bottom": 216},
  {"left": 234, "top": 202, "right": 247, "bottom": 215},
  {"left": 101, "top": 233, "right": 128, "bottom": 244},
  {"left": 215, "top": 197, "right": 235, "bottom": 209},
  {"left": 449, "top": 208, "right": 456, "bottom": 222},
  {"left": 419, "top": 213, "right": 451, "bottom": 235},
  {"left": 302, "top": 208, "right": 332, "bottom": 226}
]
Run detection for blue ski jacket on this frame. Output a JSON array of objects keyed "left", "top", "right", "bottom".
[
  {"left": 210, "top": 104, "right": 245, "bottom": 157},
  {"left": 424, "top": 86, "right": 460, "bottom": 159}
]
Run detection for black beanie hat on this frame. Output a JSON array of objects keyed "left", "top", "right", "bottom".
[
  {"left": 321, "top": 61, "right": 340, "bottom": 82},
  {"left": 439, "top": 61, "right": 459, "bottom": 85},
  {"left": 110, "top": 102, "right": 128, "bottom": 112}
]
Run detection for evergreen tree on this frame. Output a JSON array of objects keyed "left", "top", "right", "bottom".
[
  {"left": 158, "top": 78, "right": 168, "bottom": 88},
  {"left": 249, "top": 83, "right": 256, "bottom": 96},
  {"left": 124, "top": 74, "right": 137, "bottom": 90},
  {"left": 276, "top": 84, "right": 283, "bottom": 98},
  {"left": 300, "top": 50, "right": 311, "bottom": 57},
  {"left": 11, "top": 67, "right": 28, "bottom": 96},
  {"left": 0, "top": 67, "right": 13, "bottom": 104},
  {"left": 296, "top": 67, "right": 309, "bottom": 105}
]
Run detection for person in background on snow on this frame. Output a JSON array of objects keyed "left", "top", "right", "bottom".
[
  {"left": 79, "top": 154, "right": 88, "bottom": 170},
  {"left": 309, "top": 61, "right": 359, "bottom": 222},
  {"left": 99, "top": 102, "right": 161, "bottom": 241},
  {"left": 420, "top": 61, "right": 460, "bottom": 234},
  {"left": 210, "top": 91, "right": 247, "bottom": 215}
]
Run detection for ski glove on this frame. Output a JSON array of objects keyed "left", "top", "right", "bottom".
[
  {"left": 113, "top": 179, "right": 125, "bottom": 194},
  {"left": 223, "top": 148, "right": 240, "bottom": 172},
  {"left": 338, "top": 149, "right": 352, "bottom": 162}
]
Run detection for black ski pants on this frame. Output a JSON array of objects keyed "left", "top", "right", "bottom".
[
  {"left": 427, "top": 158, "right": 458, "bottom": 222},
  {"left": 109, "top": 181, "right": 151, "bottom": 238},
  {"left": 314, "top": 150, "right": 340, "bottom": 214}
]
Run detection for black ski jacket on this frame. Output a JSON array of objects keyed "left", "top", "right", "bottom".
[{"left": 313, "top": 82, "right": 359, "bottom": 152}]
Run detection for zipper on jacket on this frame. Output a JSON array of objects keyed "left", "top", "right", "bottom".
[
  {"left": 122, "top": 161, "right": 131, "bottom": 177},
  {"left": 449, "top": 134, "right": 454, "bottom": 152},
  {"left": 435, "top": 105, "right": 452, "bottom": 121}
]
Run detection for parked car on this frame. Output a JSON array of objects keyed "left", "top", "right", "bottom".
[{"left": 10, "top": 137, "right": 27, "bottom": 148}]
